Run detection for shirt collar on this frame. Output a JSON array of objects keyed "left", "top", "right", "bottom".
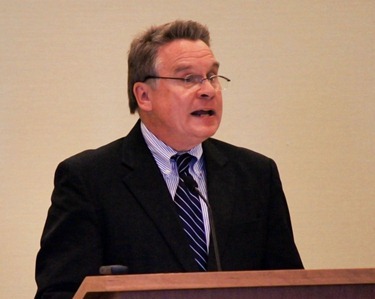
[{"left": 140, "top": 122, "right": 203, "bottom": 175}]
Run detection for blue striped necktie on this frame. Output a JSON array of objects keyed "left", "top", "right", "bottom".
[{"left": 172, "top": 153, "right": 207, "bottom": 271}]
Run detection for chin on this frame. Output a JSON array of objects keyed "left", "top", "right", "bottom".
[{"left": 195, "top": 126, "right": 219, "bottom": 140}]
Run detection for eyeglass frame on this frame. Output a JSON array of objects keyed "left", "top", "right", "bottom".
[{"left": 142, "top": 74, "right": 231, "bottom": 90}]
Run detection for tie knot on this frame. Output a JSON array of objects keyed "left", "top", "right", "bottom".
[{"left": 173, "top": 153, "right": 193, "bottom": 175}]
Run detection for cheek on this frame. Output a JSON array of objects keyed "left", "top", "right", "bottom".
[
  {"left": 166, "top": 91, "right": 191, "bottom": 113},
  {"left": 216, "top": 96, "right": 224, "bottom": 115},
  {"left": 154, "top": 97, "right": 186, "bottom": 124}
]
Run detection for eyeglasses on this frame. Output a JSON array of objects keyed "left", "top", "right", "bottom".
[{"left": 143, "top": 74, "right": 231, "bottom": 90}]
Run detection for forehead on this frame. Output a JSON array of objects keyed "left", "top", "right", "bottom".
[{"left": 156, "top": 39, "right": 219, "bottom": 74}]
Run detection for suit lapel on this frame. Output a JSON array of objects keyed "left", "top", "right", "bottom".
[
  {"left": 120, "top": 121, "right": 199, "bottom": 271},
  {"left": 203, "top": 140, "right": 237, "bottom": 270}
]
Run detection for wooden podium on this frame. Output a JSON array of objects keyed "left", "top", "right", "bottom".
[{"left": 73, "top": 268, "right": 375, "bottom": 299}]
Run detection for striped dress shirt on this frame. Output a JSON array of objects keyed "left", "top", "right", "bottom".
[{"left": 140, "top": 122, "right": 211, "bottom": 249}]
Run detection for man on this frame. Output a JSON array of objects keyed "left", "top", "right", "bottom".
[{"left": 35, "top": 20, "right": 303, "bottom": 298}]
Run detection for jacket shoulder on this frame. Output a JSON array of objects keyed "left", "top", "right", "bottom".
[
  {"left": 57, "top": 137, "right": 125, "bottom": 173},
  {"left": 204, "top": 138, "right": 274, "bottom": 165}
]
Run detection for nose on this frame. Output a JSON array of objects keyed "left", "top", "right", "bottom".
[{"left": 197, "top": 79, "right": 216, "bottom": 99}]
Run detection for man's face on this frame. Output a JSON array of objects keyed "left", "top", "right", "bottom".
[{"left": 136, "top": 39, "right": 223, "bottom": 151}]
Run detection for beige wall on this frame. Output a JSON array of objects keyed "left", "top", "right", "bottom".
[{"left": 1, "top": 1, "right": 374, "bottom": 297}]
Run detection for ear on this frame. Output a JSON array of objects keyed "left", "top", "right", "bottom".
[{"left": 133, "top": 82, "right": 153, "bottom": 112}]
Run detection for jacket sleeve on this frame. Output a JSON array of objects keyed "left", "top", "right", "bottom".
[
  {"left": 35, "top": 158, "right": 104, "bottom": 299},
  {"left": 263, "top": 159, "right": 303, "bottom": 269}
]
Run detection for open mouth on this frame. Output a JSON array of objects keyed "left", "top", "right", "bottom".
[{"left": 191, "top": 110, "right": 215, "bottom": 117}]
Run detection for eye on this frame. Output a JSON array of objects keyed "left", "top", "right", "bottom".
[
  {"left": 208, "top": 75, "right": 218, "bottom": 83},
  {"left": 184, "top": 75, "right": 194, "bottom": 83},
  {"left": 184, "top": 74, "right": 203, "bottom": 84}
]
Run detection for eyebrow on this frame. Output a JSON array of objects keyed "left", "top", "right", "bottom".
[{"left": 174, "top": 61, "right": 220, "bottom": 74}]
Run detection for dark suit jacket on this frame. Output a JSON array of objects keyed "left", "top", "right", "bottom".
[{"left": 35, "top": 120, "right": 303, "bottom": 298}]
